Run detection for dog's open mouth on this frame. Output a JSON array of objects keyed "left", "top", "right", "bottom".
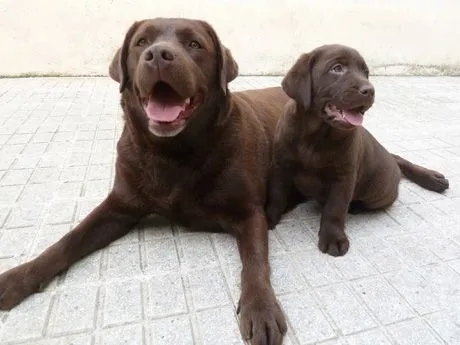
[
  {"left": 142, "top": 82, "right": 202, "bottom": 125},
  {"left": 324, "top": 104, "right": 365, "bottom": 126}
]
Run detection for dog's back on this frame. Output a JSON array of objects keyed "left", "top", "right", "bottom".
[{"left": 235, "top": 86, "right": 289, "bottom": 137}]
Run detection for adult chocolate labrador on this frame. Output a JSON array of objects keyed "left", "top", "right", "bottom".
[
  {"left": 266, "top": 44, "right": 449, "bottom": 256},
  {"left": 0, "top": 18, "right": 289, "bottom": 345}
]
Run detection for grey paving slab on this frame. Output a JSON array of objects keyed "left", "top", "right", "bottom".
[{"left": 0, "top": 76, "right": 459, "bottom": 344}]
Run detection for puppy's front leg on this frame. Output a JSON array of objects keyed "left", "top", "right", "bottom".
[
  {"left": 236, "top": 210, "right": 287, "bottom": 345},
  {"left": 0, "top": 193, "right": 146, "bottom": 310},
  {"left": 318, "top": 182, "right": 354, "bottom": 257}
]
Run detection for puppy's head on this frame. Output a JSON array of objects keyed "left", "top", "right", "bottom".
[
  {"left": 109, "top": 18, "right": 238, "bottom": 137},
  {"left": 282, "top": 44, "right": 374, "bottom": 129}
]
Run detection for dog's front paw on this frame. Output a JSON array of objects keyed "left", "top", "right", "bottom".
[
  {"left": 237, "top": 292, "right": 287, "bottom": 345},
  {"left": 0, "top": 263, "right": 39, "bottom": 310},
  {"left": 318, "top": 230, "right": 350, "bottom": 257}
]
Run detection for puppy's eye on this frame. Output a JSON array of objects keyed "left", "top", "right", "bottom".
[
  {"left": 331, "top": 64, "right": 344, "bottom": 73},
  {"left": 189, "top": 40, "right": 202, "bottom": 49},
  {"left": 137, "top": 38, "right": 148, "bottom": 47}
]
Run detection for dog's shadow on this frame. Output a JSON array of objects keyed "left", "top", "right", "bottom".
[
  {"left": 135, "top": 214, "right": 197, "bottom": 236},
  {"left": 136, "top": 215, "right": 173, "bottom": 230}
]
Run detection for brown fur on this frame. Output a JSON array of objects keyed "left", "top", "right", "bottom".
[
  {"left": 0, "top": 18, "right": 289, "bottom": 345},
  {"left": 266, "top": 44, "right": 449, "bottom": 256}
]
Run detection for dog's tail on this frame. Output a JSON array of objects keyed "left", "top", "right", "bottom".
[{"left": 392, "top": 154, "right": 449, "bottom": 193}]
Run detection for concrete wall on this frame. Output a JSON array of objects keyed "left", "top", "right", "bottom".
[{"left": 1, "top": 0, "right": 459, "bottom": 76}]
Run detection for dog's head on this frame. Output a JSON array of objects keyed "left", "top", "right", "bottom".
[
  {"left": 109, "top": 18, "right": 238, "bottom": 137},
  {"left": 282, "top": 44, "right": 374, "bottom": 129}
]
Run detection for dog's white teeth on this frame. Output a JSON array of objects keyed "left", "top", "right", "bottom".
[{"left": 185, "top": 98, "right": 191, "bottom": 105}]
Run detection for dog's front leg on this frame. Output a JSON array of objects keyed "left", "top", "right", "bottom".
[
  {"left": 0, "top": 193, "right": 146, "bottom": 310},
  {"left": 318, "top": 181, "right": 354, "bottom": 257},
  {"left": 236, "top": 209, "right": 287, "bottom": 345}
]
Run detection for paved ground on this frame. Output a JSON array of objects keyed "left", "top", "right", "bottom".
[{"left": 0, "top": 76, "right": 459, "bottom": 345}]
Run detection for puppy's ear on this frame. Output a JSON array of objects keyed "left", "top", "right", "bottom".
[
  {"left": 282, "top": 53, "right": 313, "bottom": 110},
  {"left": 200, "top": 21, "right": 238, "bottom": 94},
  {"left": 221, "top": 46, "right": 238, "bottom": 92},
  {"left": 109, "top": 20, "right": 145, "bottom": 93}
]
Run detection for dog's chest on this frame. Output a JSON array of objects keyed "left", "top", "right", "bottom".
[
  {"left": 133, "top": 154, "right": 239, "bottom": 230},
  {"left": 296, "top": 142, "right": 343, "bottom": 174},
  {"left": 138, "top": 160, "right": 202, "bottom": 208},
  {"left": 293, "top": 141, "right": 354, "bottom": 197}
]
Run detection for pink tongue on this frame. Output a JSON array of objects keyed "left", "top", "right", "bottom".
[
  {"left": 343, "top": 110, "right": 364, "bottom": 126},
  {"left": 144, "top": 97, "right": 186, "bottom": 123}
]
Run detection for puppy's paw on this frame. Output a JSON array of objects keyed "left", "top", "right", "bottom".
[
  {"left": 237, "top": 293, "right": 287, "bottom": 345},
  {"left": 318, "top": 231, "right": 350, "bottom": 257},
  {"left": 0, "top": 264, "right": 39, "bottom": 310},
  {"left": 421, "top": 170, "right": 449, "bottom": 193}
]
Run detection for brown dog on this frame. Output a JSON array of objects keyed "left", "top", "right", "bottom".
[
  {"left": 0, "top": 18, "right": 289, "bottom": 345},
  {"left": 266, "top": 44, "right": 449, "bottom": 256}
]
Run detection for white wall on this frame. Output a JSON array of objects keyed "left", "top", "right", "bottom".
[{"left": 1, "top": 0, "right": 459, "bottom": 76}]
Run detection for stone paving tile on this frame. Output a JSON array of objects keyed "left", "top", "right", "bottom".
[
  {"left": 0, "top": 76, "right": 459, "bottom": 344},
  {"left": 425, "top": 310, "right": 460, "bottom": 345},
  {"left": 48, "top": 286, "right": 98, "bottom": 336},
  {"left": 98, "top": 324, "right": 143, "bottom": 345},
  {"left": 101, "top": 281, "right": 143, "bottom": 327},
  {"left": 150, "top": 315, "right": 193, "bottom": 345},
  {"left": 195, "top": 306, "right": 243, "bottom": 345},
  {"left": 0, "top": 292, "right": 51, "bottom": 344},
  {"left": 351, "top": 276, "right": 415, "bottom": 325},
  {"left": 147, "top": 272, "right": 188, "bottom": 318},
  {"left": 315, "top": 283, "right": 378, "bottom": 335},
  {"left": 386, "top": 318, "right": 443, "bottom": 345},
  {"left": 279, "top": 291, "right": 335, "bottom": 344}
]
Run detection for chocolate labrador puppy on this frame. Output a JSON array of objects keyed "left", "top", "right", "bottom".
[
  {"left": 266, "top": 44, "right": 449, "bottom": 256},
  {"left": 0, "top": 18, "right": 289, "bottom": 345}
]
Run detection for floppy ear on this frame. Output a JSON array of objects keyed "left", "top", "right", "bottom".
[
  {"left": 108, "top": 20, "right": 145, "bottom": 93},
  {"left": 108, "top": 48, "right": 121, "bottom": 83},
  {"left": 200, "top": 21, "right": 238, "bottom": 94},
  {"left": 221, "top": 46, "right": 238, "bottom": 92},
  {"left": 282, "top": 53, "right": 313, "bottom": 110}
]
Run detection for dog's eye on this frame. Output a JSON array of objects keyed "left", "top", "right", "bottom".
[
  {"left": 331, "top": 64, "right": 344, "bottom": 73},
  {"left": 137, "top": 38, "right": 148, "bottom": 47},
  {"left": 189, "top": 40, "right": 202, "bottom": 49}
]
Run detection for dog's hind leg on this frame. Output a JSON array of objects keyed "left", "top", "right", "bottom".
[{"left": 392, "top": 154, "right": 449, "bottom": 193}]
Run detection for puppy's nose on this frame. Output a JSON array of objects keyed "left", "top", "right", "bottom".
[
  {"left": 144, "top": 45, "right": 175, "bottom": 63},
  {"left": 359, "top": 84, "right": 375, "bottom": 97}
]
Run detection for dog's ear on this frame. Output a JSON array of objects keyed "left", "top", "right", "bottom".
[
  {"left": 221, "top": 46, "right": 238, "bottom": 91},
  {"left": 200, "top": 21, "right": 238, "bottom": 94},
  {"left": 108, "top": 48, "right": 121, "bottom": 83},
  {"left": 282, "top": 53, "right": 314, "bottom": 110},
  {"left": 109, "top": 20, "right": 145, "bottom": 93}
]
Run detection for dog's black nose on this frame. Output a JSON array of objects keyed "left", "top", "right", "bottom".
[
  {"left": 144, "top": 45, "right": 175, "bottom": 64},
  {"left": 359, "top": 85, "right": 375, "bottom": 97}
]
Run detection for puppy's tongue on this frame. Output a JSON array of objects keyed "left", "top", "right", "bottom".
[
  {"left": 343, "top": 110, "right": 364, "bottom": 126},
  {"left": 144, "top": 97, "right": 187, "bottom": 123}
]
